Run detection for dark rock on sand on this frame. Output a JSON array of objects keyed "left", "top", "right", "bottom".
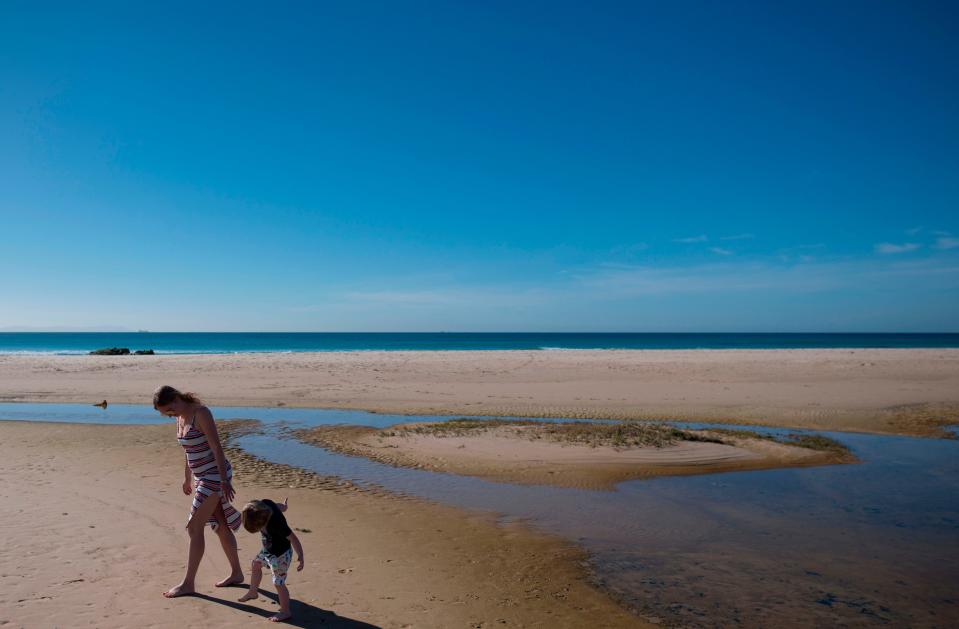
[{"left": 89, "top": 347, "right": 131, "bottom": 355}]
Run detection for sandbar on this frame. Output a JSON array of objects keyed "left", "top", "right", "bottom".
[{"left": 294, "top": 421, "right": 855, "bottom": 489}]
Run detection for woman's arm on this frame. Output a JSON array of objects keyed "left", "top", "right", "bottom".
[
  {"left": 194, "top": 407, "right": 235, "bottom": 501},
  {"left": 182, "top": 454, "right": 192, "bottom": 494}
]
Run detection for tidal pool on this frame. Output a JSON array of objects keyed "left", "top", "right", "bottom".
[{"left": 3, "top": 403, "right": 957, "bottom": 627}]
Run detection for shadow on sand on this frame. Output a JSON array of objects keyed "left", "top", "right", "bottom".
[{"left": 190, "top": 586, "right": 381, "bottom": 628}]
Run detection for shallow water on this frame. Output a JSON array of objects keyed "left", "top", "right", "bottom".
[
  {"left": 0, "top": 402, "right": 591, "bottom": 428},
  {"left": 3, "top": 403, "right": 957, "bottom": 627},
  {"left": 0, "top": 402, "right": 505, "bottom": 428},
  {"left": 238, "top": 426, "right": 959, "bottom": 628}
]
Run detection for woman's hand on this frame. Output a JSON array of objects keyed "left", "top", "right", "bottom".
[
  {"left": 182, "top": 479, "right": 192, "bottom": 495},
  {"left": 222, "top": 480, "right": 236, "bottom": 502}
]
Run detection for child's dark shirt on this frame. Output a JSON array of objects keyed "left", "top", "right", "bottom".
[{"left": 261, "top": 499, "right": 293, "bottom": 556}]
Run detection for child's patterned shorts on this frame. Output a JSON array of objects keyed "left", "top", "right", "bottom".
[{"left": 253, "top": 548, "right": 293, "bottom": 585}]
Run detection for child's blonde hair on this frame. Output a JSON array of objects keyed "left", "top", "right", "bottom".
[{"left": 241, "top": 500, "right": 272, "bottom": 533}]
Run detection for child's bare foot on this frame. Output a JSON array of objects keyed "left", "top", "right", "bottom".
[
  {"left": 238, "top": 591, "right": 259, "bottom": 602},
  {"left": 162, "top": 583, "right": 194, "bottom": 598},
  {"left": 269, "top": 611, "right": 292, "bottom": 622},
  {"left": 215, "top": 573, "right": 244, "bottom": 587}
]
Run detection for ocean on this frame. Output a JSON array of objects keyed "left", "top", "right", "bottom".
[{"left": 0, "top": 332, "right": 957, "bottom": 354}]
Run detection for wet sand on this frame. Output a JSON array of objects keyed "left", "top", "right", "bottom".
[
  {"left": 294, "top": 422, "right": 854, "bottom": 490},
  {"left": 0, "top": 420, "right": 645, "bottom": 628},
  {"left": 1, "top": 348, "right": 958, "bottom": 436}
]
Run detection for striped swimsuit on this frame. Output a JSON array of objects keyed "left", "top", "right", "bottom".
[{"left": 177, "top": 412, "right": 241, "bottom": 531}]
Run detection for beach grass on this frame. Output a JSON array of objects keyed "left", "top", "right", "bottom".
[
  {"left": 703, "top": 427, "right": 850, "bottom": 453},
  {"left": 382, "top": 418, "right": 851, "bottom": 454},
  {"left": 383, "top": 418, "right": 725, "bottom": 448}
]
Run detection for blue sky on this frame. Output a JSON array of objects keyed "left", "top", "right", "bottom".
[{"left": 1, "top": 1, "right": 957, "bottom": 332}]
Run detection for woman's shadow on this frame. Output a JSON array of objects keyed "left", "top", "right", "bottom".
[{"left": 190, "top": 587, "right": 381, "bottom": 628}]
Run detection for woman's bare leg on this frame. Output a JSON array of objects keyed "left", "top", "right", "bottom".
[
  {"left": 212, "top": 502, "right": 244, "bottom": 586},
  {"left": 162, "top": 490, "right": 221, "bottom": 598}
]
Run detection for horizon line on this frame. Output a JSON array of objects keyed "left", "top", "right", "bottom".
[{"left": 2, "top": 330, "right": 959, "bottom": 335}]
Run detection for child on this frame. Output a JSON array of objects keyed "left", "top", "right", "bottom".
[{"left": 238, "top": 498, "right": 305, "bottom": 622}]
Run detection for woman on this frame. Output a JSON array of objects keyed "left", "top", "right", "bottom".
[{"left": 154, "top": 385, "right": 244, "bottom": 597}]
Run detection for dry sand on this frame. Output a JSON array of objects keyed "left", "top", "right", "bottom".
[
  {"left": 295, "top": 423, "right": 853, "bottom": 490},
  {"left": 1, "top": 349, "right": 958, "bottom": 435},
  {"left": 0, "top": 420, "right": 645, "bottom": 628}
]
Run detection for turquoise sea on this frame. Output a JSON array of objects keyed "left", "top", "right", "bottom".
[{"left": 1, "top": 332, "right": 957, "bottom": 354}]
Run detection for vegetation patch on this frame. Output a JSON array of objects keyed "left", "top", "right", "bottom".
[
  {"left": 701, "top": 427, "right": 850, "bottom": 454},
  {"left": 380, "top": 419, "right": 852, "bottom": 456},
  {"left": 383, "top": 418, "right": 729, "bottom": 449}
]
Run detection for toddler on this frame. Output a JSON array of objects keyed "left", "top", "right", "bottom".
[{"left": 238, "top": 498, "right": 304, "bottom": 622}]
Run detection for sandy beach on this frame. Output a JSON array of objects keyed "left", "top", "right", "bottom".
[
  {"left": 2, "top": 348, "right": 958, "bottom": 627},
  {"left": 1, "top": 349, "right": 958, "bottom": 436},
  {"left": 0, "top": 420, "right": 644, "bottom": 628}
]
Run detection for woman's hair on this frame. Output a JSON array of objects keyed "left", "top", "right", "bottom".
[
  {"left": 241, "top": 500, "right": 273, "bottom": 533},
  {"left": 152, "top": 385, "right": 202, "bottom": 409}
]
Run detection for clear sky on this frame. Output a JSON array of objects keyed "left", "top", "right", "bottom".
[{"left": 1, "top": 1, "right": 957, "bottom": 332}]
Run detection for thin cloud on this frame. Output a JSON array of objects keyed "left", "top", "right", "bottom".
[
  {"left": 875, "top": 242, "right": 921, "bottom": 254},
  {"left": 720, "top": 233, "right": 754, "bottom": 241},
  {"left": 934, "top": 237, "right": 959, "bottom": 250},
  {"left": 289, "top": 255, "right": 959, "bottom": 326},
  {"left": 673, "top": 235, "right": 708, "bottom": 243},
  {"left": 906, "top": 226, "right": 923, "bottom": 236},
  {"left": 574, "top": 256, "right": 959, "bottom": 298},
  {"left": 777, "top": 243, "right": 826, "bottom": 261},
  {"left": 608, "top": 242, "right": 649, "bottom": 256},
  {"left": 336, "top": 286, "right": 558, "bottom": 309},
  {"left": 709, "top": 247, "right": 734, "bottom": 256},
  {"left": 342, "top": 289, "right": 471, "bottom": 306}
]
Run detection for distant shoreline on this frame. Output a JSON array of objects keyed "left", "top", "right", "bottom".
[
  {"left": 2, "top": 348, "right": 958, "bottom": 437},
  {"left": 4, "top": 346, "right": 959, "bottom": 356}
]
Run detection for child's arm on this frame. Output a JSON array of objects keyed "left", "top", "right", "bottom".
[{"left": 288, "top": 532, "right": 304, "bottom": 571}]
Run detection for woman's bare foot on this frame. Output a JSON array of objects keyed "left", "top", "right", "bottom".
[
  {"left": 162, "top": 583, "right": 195, "bottom": 598},
  {"left": 215, "top": 573, "right": 244, "bottom": 587},
  {"left": 238, "top": 591, "right": 259, "bottom": 602},
  {"left": 269, "top": 611, "right": 292, "bottom": 622}
]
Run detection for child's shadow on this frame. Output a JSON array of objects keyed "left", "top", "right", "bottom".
[{"left": 191, "top": 587, "right": 381, "bottom": 628}]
